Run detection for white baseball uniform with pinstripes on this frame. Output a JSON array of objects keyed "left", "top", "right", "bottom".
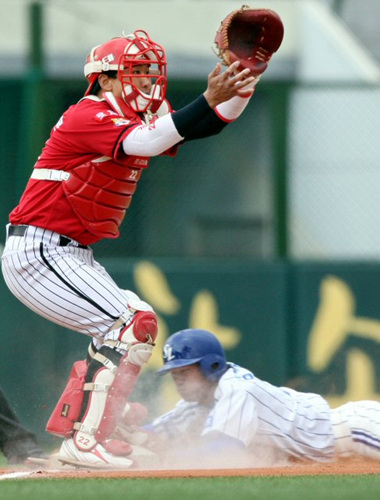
[
  {"left": 151, "top": 363, "right": 380, "bottom": 463},
  {"left": 1, "top": 224, "right": 136, "bottom": 350}
]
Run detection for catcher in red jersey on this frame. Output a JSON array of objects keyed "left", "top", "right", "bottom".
[{"left": 1, "top": 29, "right": 263, "bottom": 469}]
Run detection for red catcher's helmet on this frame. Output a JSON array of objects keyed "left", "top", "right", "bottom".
[{"left": 84, "top": 30, "right": 167, "bottom": 113}]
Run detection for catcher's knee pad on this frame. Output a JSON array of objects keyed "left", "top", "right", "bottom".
[
  {"left": 120, "top": 309, "right": 158, "bottom": 345},
  {"left": 106, "top": 291, "right": 158, "bottom": 351}
]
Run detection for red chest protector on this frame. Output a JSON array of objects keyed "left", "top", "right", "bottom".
[
  {"left": 60, "top": 93, "right": 153, "bottom": 239},
  {"left": 62, "top": 155, "right": 149, "bottom": 239}
]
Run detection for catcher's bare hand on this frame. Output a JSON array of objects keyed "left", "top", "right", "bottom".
[{"left": 203, "top": 61, "right": 255, "bottom": 108}]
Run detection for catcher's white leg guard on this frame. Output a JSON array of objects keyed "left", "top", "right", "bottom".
[
  {"left": 54, "top": 295, "right": 157, "bottom": 468},
  {"left": 331, "top": 401, "right": 380, "bottom": 460}
]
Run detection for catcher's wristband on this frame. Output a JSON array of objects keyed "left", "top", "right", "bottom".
[
  {"left": 215, "top": 96, "right": 250, "bottom": 123},
  {"left": 214, "top": 78, "right": 258, "bottom": 122},
  {"left": 171, "top": 95, "right": 214, "bottom": 137}
]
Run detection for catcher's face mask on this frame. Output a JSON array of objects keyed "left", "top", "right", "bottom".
[
  {"left": 119, "top": 31, "right": 167, "bottom": 114},
  {"left": 84, "top": 30, "right": 167, "bottom": 113}
]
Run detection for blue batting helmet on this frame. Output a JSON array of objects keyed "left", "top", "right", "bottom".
[{"left": 157, "top": 329, "right": 228, "bottom": 381}]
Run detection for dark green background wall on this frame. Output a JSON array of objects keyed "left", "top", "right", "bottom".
[{"left": 2, "top": 258, "right": 380, "bottom": 448}]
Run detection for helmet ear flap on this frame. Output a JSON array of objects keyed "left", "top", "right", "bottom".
[{"left": 200, "top": 354, "right": 227, "bottom": 381}]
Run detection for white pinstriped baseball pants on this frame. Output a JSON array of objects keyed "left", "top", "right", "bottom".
[
  {"left": 331, "top": 400, "right": 380, "bottom": 460},
  {"left": 1, "top": 224, "right": 139, "bottom": 347}
]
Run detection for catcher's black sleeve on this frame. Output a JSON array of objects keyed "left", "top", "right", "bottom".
[
  {"left": 171, "top": 95, "right": 215, "bottom": 137},
  {"left": 182, "top": 112, "right": 228, "bottom": 142},
  {"left": 171, "top": 94, "right": 228, "bottom": 142}
]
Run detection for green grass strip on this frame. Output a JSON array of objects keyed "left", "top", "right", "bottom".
[{"left": 1, "top": 475, "right": 380, "bottom": 500}]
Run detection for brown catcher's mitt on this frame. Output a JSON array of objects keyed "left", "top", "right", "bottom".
[{"left": 214, "top": 5, "right": 284, "bottom": 77}]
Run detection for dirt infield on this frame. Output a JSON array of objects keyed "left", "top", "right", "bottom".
[{"left": 2, "top": 459, "right": 380, "bottom": 480}]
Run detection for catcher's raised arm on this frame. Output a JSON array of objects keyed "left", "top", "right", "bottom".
[{"left": 214, "top": 5, "right": 284, "bottom": 77}]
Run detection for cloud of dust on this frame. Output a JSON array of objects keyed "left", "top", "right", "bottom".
[{"left": 123, "top": 373, "right": 291, "bottom": 471}]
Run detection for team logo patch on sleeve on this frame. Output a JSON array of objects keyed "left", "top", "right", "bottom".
[
  {"left": 94, "top": 111, "right": 125, "bottom": 123},
  {"left": 111, "top": 118, "right": 131, "bottom": 127}
]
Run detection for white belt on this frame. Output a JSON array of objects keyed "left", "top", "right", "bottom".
[{"left": 30, "top": 168, "right": 71, "bottom": 181}]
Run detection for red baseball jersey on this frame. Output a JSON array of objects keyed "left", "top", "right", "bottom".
[{"left": 10, "top": 98, "right": 150, "bottom": 245}]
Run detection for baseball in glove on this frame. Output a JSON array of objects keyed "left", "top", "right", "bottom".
[{"left": 214, "top": 5, "right": 284, "bottom": 77}]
